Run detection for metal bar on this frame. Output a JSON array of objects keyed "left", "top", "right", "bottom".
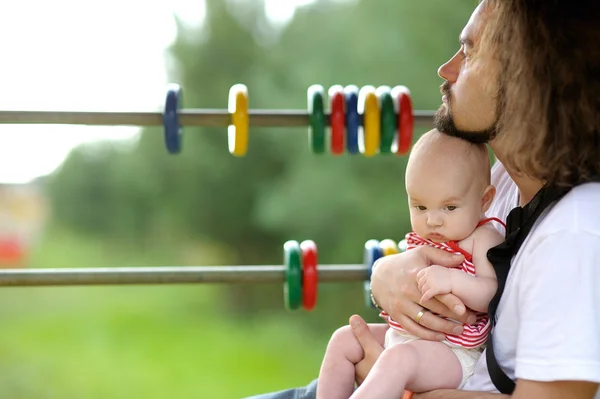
[
  {"left": 0, "top": 109, "right": 435, "bottom": 128},
  {"left": 0, "top": 264, "right": 369, "bottom": 287}
]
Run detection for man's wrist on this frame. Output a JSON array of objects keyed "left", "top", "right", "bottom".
[{"left": 369, "top": 282, "right": 384, "bottom": 311}]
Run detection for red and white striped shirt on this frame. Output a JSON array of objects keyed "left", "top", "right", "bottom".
[{"left": 380, "top": 218, "right": 504, "bottom": 349}]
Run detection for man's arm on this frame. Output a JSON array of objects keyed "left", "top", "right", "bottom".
[
  {"left": 415, "top": 380, "right": 597, "bottom": 399},
  {"left": 414, "top": 390, "right": 508, "bottom": 399}
]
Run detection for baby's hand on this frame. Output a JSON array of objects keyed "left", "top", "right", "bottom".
[{"left": 416, "top": 265, "right": 453, "bottom": 303}]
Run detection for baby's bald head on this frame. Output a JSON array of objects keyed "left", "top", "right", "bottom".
[{"left": 406, "top": 129, "right": 491, "bottom": 189}]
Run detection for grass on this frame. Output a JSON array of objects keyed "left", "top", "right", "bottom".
[{"left": 0, "top": 229, "right": 331, "bottom": 398}]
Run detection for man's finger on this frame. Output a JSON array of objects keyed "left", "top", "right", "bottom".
[
  {"left": 420, "top": 291, "right": 433, "bottom": 303},
  {"left": 420, "top": 245, "right": 464, "bottom": 268},
  {"left": 435, "top": 293, "right": 477, "bottom": 323},
  {"left": 420, "top": 294, "right": 473, "bottom": 322},
  {"left": 393, "top": 299, "right": 467, "bottom": 336},
  {"left": 349, "top": 315, "right": 383, "bottom": 354},
  {"left": 392, "top": 312, "right": 446, "bottom": 341}
]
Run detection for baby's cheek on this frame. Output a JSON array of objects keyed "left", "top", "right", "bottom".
[
  {"left": 455, "top": 213, "right": 478, "bottom": 237},
  {"left": 409, "top": 212, "right": 421, "bottom": 232}
]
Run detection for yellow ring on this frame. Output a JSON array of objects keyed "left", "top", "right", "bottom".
[
  {"left": 379, "top": 239, "right": 399, "bottom": 256},
  {"left": 358, "top": 85, "right": 380, "bottom": 157},
  {"left": 414, "top": 309, "right": 427, "bottom": 325},
  {"left": 228, "top": 84, "right": 249, "bottom": 156}
]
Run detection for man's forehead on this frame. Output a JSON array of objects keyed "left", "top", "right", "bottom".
[{"left": 461, "top": 2, "right": 488, "bottom": 45}]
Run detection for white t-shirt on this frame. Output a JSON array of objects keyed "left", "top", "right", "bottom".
[{"left": 463, "top": 161, "right": 600, "bottom": 395}]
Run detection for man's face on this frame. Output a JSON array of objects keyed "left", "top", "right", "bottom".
[{"left": 435, "top": 2, "right": 499, "bottom": 144}]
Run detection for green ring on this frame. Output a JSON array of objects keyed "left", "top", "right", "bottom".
[
  {"left": 307, "top": 85, "right": 325, "bottom": 154},
  {"left": 379, "top": 87, "right": 396, "bottom": 154},
  {"left": 363, "top": 280, "right": 377, "bottom": 309},
  {"left": 284, "top": 240, "right": 302, "bottom": 310}
]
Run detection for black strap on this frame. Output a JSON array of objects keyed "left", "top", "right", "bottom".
[{"left": 485, "top": 184, "right": 571, "bottom": 394}]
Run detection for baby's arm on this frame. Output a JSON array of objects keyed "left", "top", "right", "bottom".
[{"left": 417, "top": 225, "right": 504, "bottom": 312}]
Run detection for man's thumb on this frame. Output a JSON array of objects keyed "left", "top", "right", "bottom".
[
  {"left": 422, "top": 245, "right": 464, "bottom": 268},
  {"left": 350, "top": 315, "right": 382, "bottom": 353}
]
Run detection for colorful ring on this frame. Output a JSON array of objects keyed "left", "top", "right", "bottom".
[
  {"left": 379, "top": 238, "right": 399, "bottom": 256},
  {"left": 363, "top": 280, "right": 376, "bottom": 310},
  {"left": 363, "top": 239, "right": 383, "bottom": 309},
  {"left": 377, "top": 86, "right": 396, "bottom": 154},
  {"left": 307, "top": 85, "right": 326, "bottom": 154},
  {"left": 300, "top": 240, "right": 318, "bottom": 311},
  {"left": 284, "top": 240, "right": 302, "bottom": 311},
  {"left": 392, "top": 86, "right": 414, "bottom": 155},
  {"left": 328, "top": 85, "right": 345, "bottom": 155},
  {"left": 398, "top": 238, "right": 408, "bottom": 253},
  {"left": 344, "top": 85, "right": 360, "bottom": 155},
  {"left": 364, "top": 239, "right": 382, "bottom": 280},
  {"left": 163, "top": 84, "right": 183, "bottom": 154},
  {"left": 358, "top": 86, "right": 380, "bottom": 157},
  {"left": 228, "top": 84, "right": 249, "bottom": 157}
]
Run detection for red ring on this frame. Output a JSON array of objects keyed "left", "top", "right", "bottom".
[
  {"left": 395, "top": 87, "right": 414, "bottom": 155},
  {"left": 300, "top": 240, "right": 318, "bottom": 311},
  {"left": 329, "top": 86, "right": 345, "bottom": 155}
]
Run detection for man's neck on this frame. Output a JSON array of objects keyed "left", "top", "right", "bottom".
[{"left": 492, "top": 150, "right": 544, "bottom": 207}]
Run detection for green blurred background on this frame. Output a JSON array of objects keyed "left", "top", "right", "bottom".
[{"left": 0, "top": 0, "right": 476, "bottom": 397}]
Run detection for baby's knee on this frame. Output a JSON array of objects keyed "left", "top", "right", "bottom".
[
  {"left": 329, "top": 325, "right": 356, "bottom": 347},
  {"left": 326, "top": 325, "right": 363, "bottom": 359}
]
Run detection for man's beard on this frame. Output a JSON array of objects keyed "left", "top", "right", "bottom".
[{"left": 434, "top": 83, "right": 498, "bottom": 144}]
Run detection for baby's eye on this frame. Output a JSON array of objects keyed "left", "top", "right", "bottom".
[
  {"left": 415, "top": 205, "right": 427, "bottom": 211},
  {"left": 446, "top": 206, "right": 457, "bottom": 211}
]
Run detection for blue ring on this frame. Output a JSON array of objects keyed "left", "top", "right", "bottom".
[
  {"left": 363, "top": 239, "right": 382, "bottom": 280},
  {"left": 163, "top": 84, "right": 183, "bottom": 154},
  {"left": 363, "top": 239, "right": 382, "bottom": 309},
  {"left": 344, "top": 86, "right": 360, "bottom": 154}
]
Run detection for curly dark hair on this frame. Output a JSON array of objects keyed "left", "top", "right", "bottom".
[{"left": 481, "top": 0, "right": 600, "bottom": 187}]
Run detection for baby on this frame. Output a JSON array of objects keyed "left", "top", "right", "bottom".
[{"left": 316, "top": 129, "right": 505, "bottom": 399}]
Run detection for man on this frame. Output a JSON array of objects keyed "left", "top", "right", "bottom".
[{"left": 246, "top": 1, "right": 600, "bottom": 398}]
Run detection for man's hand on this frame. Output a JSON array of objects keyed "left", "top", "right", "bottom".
[
  {"left": 417, "top": 265, "right": 453, "bottom": 303},
  {"left": 349, "top": 315, "right": 384, "bottom": 385},
  {"left": 370, "top": 245, "right": 477, "bottom": 341}
]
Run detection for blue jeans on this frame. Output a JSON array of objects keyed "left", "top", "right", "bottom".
[{"left": 243, "top": 379, "right": 318, "bottom": 399}]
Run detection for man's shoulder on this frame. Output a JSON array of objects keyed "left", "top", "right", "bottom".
[{"left": 536, "top": 182, "right": 600, "bottom": 236}]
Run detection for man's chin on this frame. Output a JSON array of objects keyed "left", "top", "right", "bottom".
[{"left": 434, "top": 108, "right": 494, "bottom": 145}]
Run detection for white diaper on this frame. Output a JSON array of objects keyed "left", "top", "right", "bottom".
[{"left": 384, "top": 328, "right": 483, "bottom": 389}]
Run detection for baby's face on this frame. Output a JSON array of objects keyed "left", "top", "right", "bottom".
[{"left": 406, "top": 163, "right": 485, "bottom": 243}]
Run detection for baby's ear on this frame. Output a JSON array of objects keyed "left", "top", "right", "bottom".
[{"left": 481, "top": 185, "right": 496, "bottom": 213}]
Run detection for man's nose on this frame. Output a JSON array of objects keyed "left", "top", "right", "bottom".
[{"left": 438, "top": 50, "right": 461, "bottom": 83}]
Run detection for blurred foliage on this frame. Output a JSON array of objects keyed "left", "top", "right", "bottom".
[{"left": 27, "top": 0, "right": 477, "bottom": 396}]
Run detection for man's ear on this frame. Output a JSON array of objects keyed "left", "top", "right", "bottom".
[{"left": 481, "top": 185, "right": 496, "bottom": 213}]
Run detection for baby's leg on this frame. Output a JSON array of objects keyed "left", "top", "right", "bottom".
[
  {"left": 350, "top": 340, "right": 462, "bottom": 399},
  {"left": 316, "top": 323, "right": 388, "bottom": 399}
]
